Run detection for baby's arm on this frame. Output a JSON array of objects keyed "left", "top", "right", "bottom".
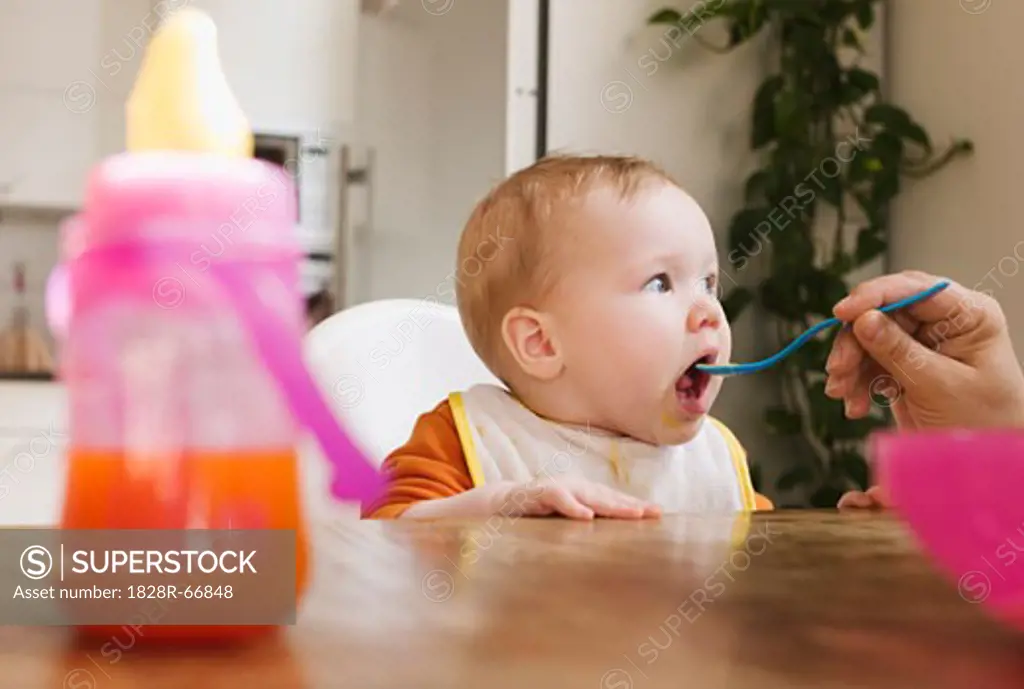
[{"left": 361, "top": 400, "right": 479, "bottom": 519}]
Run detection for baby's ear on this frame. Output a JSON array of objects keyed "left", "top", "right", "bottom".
[{"left": 501, "top": 306, "right": 563, "bottom": 381}]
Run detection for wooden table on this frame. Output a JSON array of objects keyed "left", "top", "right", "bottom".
[{"left": 3, "top": 510, "right": 1024, "bottom": 688}]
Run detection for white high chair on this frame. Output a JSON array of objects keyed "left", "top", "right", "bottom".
[{"left": 303, "top": 298, "right": 499, "bottom": 470}]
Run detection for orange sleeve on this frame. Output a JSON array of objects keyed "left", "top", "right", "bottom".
[{"left": 361, "top": 400, "right": 474, "bottom": 519}]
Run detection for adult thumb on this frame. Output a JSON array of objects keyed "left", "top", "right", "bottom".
[{"left": 851, "top": 310, "right": 933, "bottom": 387}]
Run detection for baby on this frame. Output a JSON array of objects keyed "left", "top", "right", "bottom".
[{"left": 362, "top": 154, "right": 773, "bottom": 520}]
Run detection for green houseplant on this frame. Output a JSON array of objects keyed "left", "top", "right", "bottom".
[{"left": 648, "top": 0, "right": 973, "bottom": 506}]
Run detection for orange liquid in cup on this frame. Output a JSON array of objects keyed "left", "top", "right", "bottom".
[{"left": 60, "top": 447, "right": 309, "bottom": 644}]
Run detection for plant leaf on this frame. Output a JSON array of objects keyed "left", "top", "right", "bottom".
[
  {"left": 648, "top": 8, "right": 683, "bottom": 25},
  {"left": 752, "top": 76, "right": 783, "bottom": 149},
  {"left": 750, "top": 462, "right": 764, "bottom": 493},
  {"left": 726, "top": 0, "right": 769, "bottom": 46},
  {"left": 765, "top": 406, "right": 803, "bottom": 435},
  {"left": 806, "top": 381, "right": 844, "bottom": 441},
  {"left": 829, "top": 252, "right": 855, "bottom": 275},
  {"left": 774, "top": 88, "right": 811, "bottom": 143},
  {"left": 836, "top": 450, "right": 870, "bottom": 490},
  {"left": 819, "top": 171, "right": 844, "bottom": 207},
  {"left": 794, "top": 335, "right": 832, "bottom": 371},
  {"left": 865, "top": 103, "right": 913, "bottom": 129},
  {"left": 727, "top": 207, "right": 771, "bottom": 258},
  {"left": 870, "top": 131, "right": 905, "bottom": 163},
  {"left": 744, "top": 170, "right": 770, "bottom": 203},
  {"left": 865, "top": 104, "right": 932, "bottom": 152},
  {"left": 809, "top": 484, "right": 845, "bottom": 508},
  {"left": 872, "top": 167, "right": 900, "bottom": 205},
  {"left": 855, "top": 228, "right": 887, "bottom": 265},
  {"left": 836, "top": 415, "right": 891, "bottom": 439},
  {"left": 721, "top": 286, "right": 755, "bottom": 322},
  {"left": 855, "top": 1, "right": 874, "bottom": 30},
  {"left": 904, "top": 123, "right": 932, "bottom": 153},
  {"left": 805, "top": 270, "right": 849, "bottom": 318},
  {"left": 760, "top": 274, "right": 805, "bottom": 321},
  {"left": 845, "top": 67, "right": 880, "bottom": 97},
  {"left": 777, "top": 465, "right": 815, "bottom": 492}
]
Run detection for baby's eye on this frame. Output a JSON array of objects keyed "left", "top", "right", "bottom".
[
  {"left": 699, "top": 274, "right": 718, "bottom": 297},
  {"left": 642, "top": 273, "right": 673, "bottom": 294}
]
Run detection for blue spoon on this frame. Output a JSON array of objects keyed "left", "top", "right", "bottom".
[{"left": 696, "top": 280, "right": 951, "bottom": 376}]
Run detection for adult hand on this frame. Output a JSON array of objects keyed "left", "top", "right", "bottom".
[
  {"left": 824, "top": 270, "right": 1024, "bottom": 430},
  {"left": 837, "top": 485, "right": 889, "bottom": 511}
]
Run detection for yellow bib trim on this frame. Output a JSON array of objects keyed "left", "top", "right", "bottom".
[
  {"left": 729, "top": 512, "right": 753, "bottom": 548},
  {"left": 448, "top": 392, "right": 487, "bottom": 488},
  {"left": 708, "top": 417, "right": 757, "bottom": 512}
]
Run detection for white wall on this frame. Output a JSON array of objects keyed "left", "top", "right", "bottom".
[
  {"left": 188, "top": 0, "right": 359, "bottom": 132},
  {"left": 352, "top": 7, "right": 438, "bottom": 303},
  {"left": 428, "top": 2, "right": 510, "bottom": 242},
  {"left": 354, "top": 2, "right": 512, "bottom": 304},
  {"left": 887, "top": 1, "right": 1024, "bottom": 353}
]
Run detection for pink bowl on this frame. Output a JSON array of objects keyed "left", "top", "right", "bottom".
[{"left": 874, "top": 430, "right": 1024, "bottom": 630}]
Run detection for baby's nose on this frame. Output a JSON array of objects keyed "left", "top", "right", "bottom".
[{"left": 687, "top": 300, "right": 722, "bottom": 332}]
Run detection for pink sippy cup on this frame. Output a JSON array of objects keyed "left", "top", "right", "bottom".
[{"left": 47, "top": 7, "right": 380, "bottom": 644}]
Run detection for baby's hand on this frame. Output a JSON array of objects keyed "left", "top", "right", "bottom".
[
  {"left": 493, "top": 477, "right": 661, "bottom": 520},
  {"left": 837, "top": 485, "right": 889, "bottom": 511}
]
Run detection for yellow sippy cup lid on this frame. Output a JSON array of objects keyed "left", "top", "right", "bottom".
[{"left": 125, "top": 7, "right": 253, "bottom": 158}]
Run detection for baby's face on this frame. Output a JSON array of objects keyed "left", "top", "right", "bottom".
[{"left": 546, "top": 182, "right": 730, "bottom": 445}]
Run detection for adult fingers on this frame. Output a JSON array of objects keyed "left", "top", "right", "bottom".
[
  {"left": 844, "top": 359, "right": 877, "bottom": 419},
  {"left": 827, "top": 310, "right": 918, "bottom": 376},
  {"left": 889, "top": 398, "right": 917, "bottom": 431},
  {"left": 825, "top": 339, "right": 875, "bottom": 403},
  {"left": 851, "top": 310, "right": 968, "bottom": 391},
  {"left": 833, "top": 271, "right": 978, "bottom": 337},
  {"left": 826, "top": 327, "right": 861, "bottom": 376},
  {"left": 865, "top": 484, "right": 890, "bottom": 508},
  {"left": 837, "top": 491, "right": 874, "bottom": 510}
]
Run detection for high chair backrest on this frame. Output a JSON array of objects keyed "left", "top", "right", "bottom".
[{"left": 304, "top": 298, "right": 500, "bottom": 467}]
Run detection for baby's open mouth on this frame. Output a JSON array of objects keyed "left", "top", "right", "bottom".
[{"left": 676, "top": 354, "right": 714, "bottom": 400}]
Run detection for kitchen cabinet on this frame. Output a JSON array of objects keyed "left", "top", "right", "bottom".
[
  {"left": 0, "top": 89, "right": 97, "bottom": 209},
  {"left": 188, "top": 0, "right": 359, "bottom": 132},
  {"left": 0, "top": 383, "right": 67, "bottom": 526},
  {"left": 0, "top": 431, "right": 67, "bottom": 526},
  {"left": 0, "top": 382, "right": 66, "bottom": 437}
]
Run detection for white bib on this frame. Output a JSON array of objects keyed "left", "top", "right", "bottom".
[{"left": 448, "top": 384, "right": 757, "bottom": 514}]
